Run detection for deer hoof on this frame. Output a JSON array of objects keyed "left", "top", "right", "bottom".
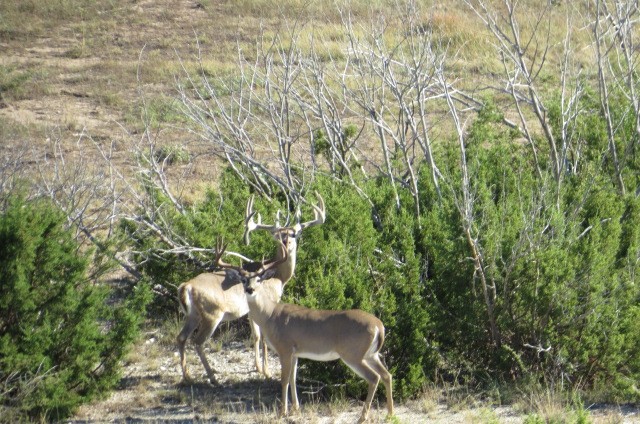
[
  {"left": 356, "top": 414, "right": 369, "bottom": 423},
  {"left": 179, "top": 374, "right": 195, "bottom": 386}
]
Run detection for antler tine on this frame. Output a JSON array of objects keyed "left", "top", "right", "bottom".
[
  {"left": 294, "top": 206, "right": 302, "bottom": 223},
  {"left": 215, "top": 237, "right": 241, "bottom": 271},
  {"left": 244, "top": 195, "right": 257, "bottom": 245},
  {"left": 214, "top": 237, "right": 226, "bottom": 266},
  {"left": 245, "top": 195, "right": 255, "bottom": 220},
  {"left": 276, "top": 209, "right": 292, "bottom": 228},
  {"left": 244, "top": 195, "right": 283, "bottom": 244},
  {"left": 258, "top": 239, "right": 288, "bottom": 275},
  {"left": 297, "top": 191, "right": 326, "bottom": 231},
  {"left": 243, "top": 210, "right": 258, "bottom": 245}
]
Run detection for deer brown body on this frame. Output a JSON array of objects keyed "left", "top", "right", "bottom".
[{"left": 217, "top": 242, "right": 394, "bottom": 423}]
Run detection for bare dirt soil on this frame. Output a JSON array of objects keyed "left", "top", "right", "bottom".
[{"left": 2, "top": 0, "right": 201, "bottom": 134}]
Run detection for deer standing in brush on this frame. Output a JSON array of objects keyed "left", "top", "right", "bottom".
[
  {"left": 176, "top": 193, "right": 325, "bottom": 384},
  {"left": 216, "top": 241, "right": 394, "bottom": 423}
]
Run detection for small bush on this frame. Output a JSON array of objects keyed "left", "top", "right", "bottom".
[{"left": 152, "top": 144, "right": 191, "bottom": 165}]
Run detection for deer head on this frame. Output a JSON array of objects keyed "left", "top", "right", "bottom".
[
  {"left": 215, "top": 237, "right": 287, "bottom": 294},
  {"left": 242, "top": 191, "right": 325, "bottom": 282}
]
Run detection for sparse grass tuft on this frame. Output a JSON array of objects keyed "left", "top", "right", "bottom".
[
  {"left": 515, "top": 387, "right": 597, "bottom": 424},
  {"left": 465, "top": 406, "right": 501, "bottom": 424},
  {"left": 158, "top": 316, "right": 182, "bottom": 347},
  {"left": 0, "top": 64, "right": 50, "bottom": 101},
  {"left": 415, "top": 383, "right": 441, "bottom": 415},
  {"left": 63, "top": 113, "right": 81, "bottom": 133}
]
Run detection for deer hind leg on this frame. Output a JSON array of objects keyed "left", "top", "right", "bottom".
[
  {"left": 261, "top": 336, "right": 270, "bottom": 377},
  {"left": 342, "top": 358, "right": 381, "bottom": 424},
  {"left": 193, "top": 312, "right": 224, "bottom": 385},
  {"left": 177, "top": 313, "right": 201, "bottom": 383},
  {"left": 366, "top": 354, "right": 394, "bottom": 418}
]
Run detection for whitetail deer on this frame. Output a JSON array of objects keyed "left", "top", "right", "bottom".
[
  {"left": 216, "top": 242, "right": 394, "bottom": 423},
  {"left": 176, "top": 192, "right": 325, "bottom": 384}
]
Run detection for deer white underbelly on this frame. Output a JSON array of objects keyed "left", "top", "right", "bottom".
[{"left": 294, "top": 350, "right": 340, "bottom": 361}]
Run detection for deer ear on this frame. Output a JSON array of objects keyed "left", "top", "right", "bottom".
[
  {"left": 260, "top": 268, "right": 278, "bottom": 281},
  {"left": 225, "top": 269, "right": 242, "bottom": 281}
]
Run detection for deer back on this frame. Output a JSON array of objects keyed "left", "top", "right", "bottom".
[{"left": 178, "top": 271, "right": 250, "bottom": 320}]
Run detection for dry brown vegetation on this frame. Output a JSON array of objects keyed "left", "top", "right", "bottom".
[{"left": 0, "top": 0, "right": 497, "bottom": 164}]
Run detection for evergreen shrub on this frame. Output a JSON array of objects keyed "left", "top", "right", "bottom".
[
  {"left": 131, "top": 97, "right": 639, "bottom": 403},
  {"left": 0, "top": 195, "right": 150, "bottom": 421}
]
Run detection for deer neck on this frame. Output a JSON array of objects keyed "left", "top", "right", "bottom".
[
  {"left": 274, "top": 243, "right": 296, "bottom": 283},
  {"left": 246, "top": 285, "right": 278, "bottom": 327}
]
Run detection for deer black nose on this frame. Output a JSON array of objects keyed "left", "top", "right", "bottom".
[{"left": 245, "top": 287, "right": 254, "bottom": 295}]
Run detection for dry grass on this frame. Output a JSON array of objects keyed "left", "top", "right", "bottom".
[{"left": 1, "top": 0, "right": 591, "bottom": 164}]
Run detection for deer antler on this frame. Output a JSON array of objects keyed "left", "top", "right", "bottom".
[
  {"left": 244, "top": 192, "right": 325, "bottom": 243},
  {"left": 261, "top": 240, "right": 287, "bottom": 274},
  {"left": 216, "top": 236, "right": 287, "bottom": 278},
  {"left": 214, "top": 237, "right": 243, "bottom": 272},
  {"left": 244, "top": 195, "right": 282, "bottom": 245},
  {"left": 295, "top": 191, "right": 326, "bottom": 232}
]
